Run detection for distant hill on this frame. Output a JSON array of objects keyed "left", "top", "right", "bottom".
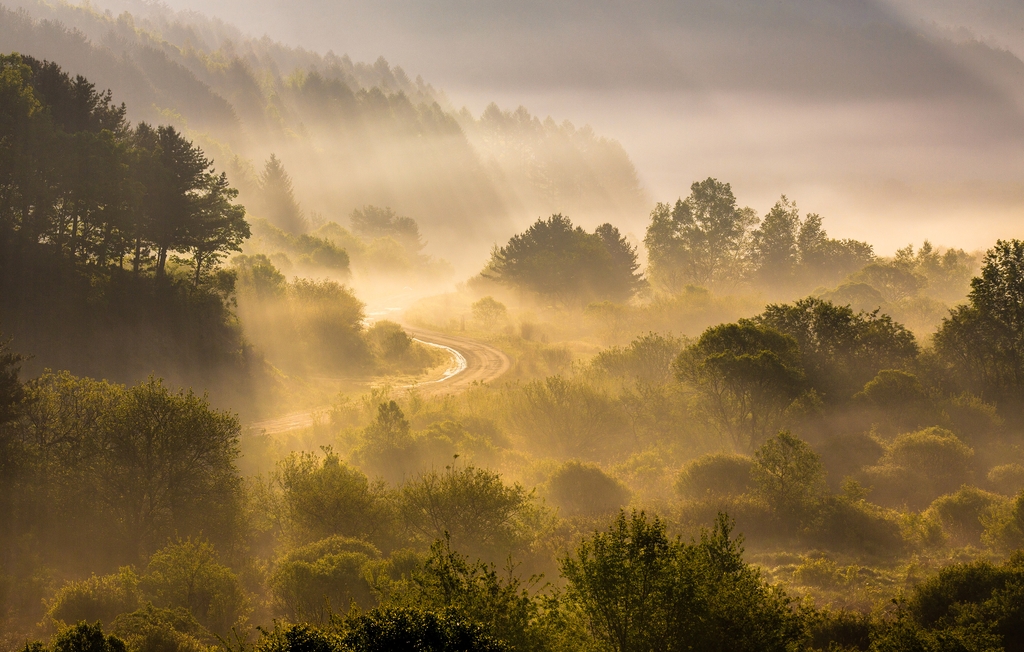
[{"left": 0, "top": 1, "right": 648, "bottom": 265}]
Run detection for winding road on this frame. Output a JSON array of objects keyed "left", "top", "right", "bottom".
[{"left": 246, "top": 326, "right": 511, "bottom": 434}]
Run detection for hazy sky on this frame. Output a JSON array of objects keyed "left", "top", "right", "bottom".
[{"left": 85, "top": 0, "right": 1024, "bottom": 253}]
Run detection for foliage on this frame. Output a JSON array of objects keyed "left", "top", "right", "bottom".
[
  {"left": 756, "top": 297, "right": 918, "bottom": 403},
  {"left": 400, "top": 466, "right": 542, "bottom": 563},
  {"left": 644, "top": 178, "right": 757, "bottom": 291},
  {"left": 471, "top": 298, "right": 508, "bottom": 330},
  {"left": 592, "top": 333, "right": 686, "bottom": 385},
  {"left": 277, "top": 448, "right": 396, "bottom": 548},
  {"left": 271, "top": 537, "right": 379, "bottom": 621},
  {"left": 675, "top": 321, "right": 806, "bottom": 451},
  {"left": 675, "top": 453, "right": 753, "bottom": 500},
  {"left": 109, "top": 605, "right": 214, "bottom": 652},
  {"left": 259, "top": 154, "right": 305, "bottom": 233},
  {"left": 752, "top": 431, "right": 828, "bottom": 524},
  {"left": 50, "top": 622, "right": 127, "bottom": 652},
  {"left": 139, "top": 538, "right": 248, "bottom": 635},
  {"left": 934, "top": 239, "right": 1024, "bottom": 410},
  {"left": 47, "top": 569, "right": 141, "bottom": 627},
  {"left": 512, "top": 375, "right": 628, "bottom": 460},
  {"left": 560, "top": 511, "right": 802, "bottom": 652},
  {"left": 862, "top": 428, "right": 974, "bottom": 510},
  {"left": 342, "top": 607, "right": 510, "bottom": 652},
  {"left": 546, "top": 461, "right": 631, "bottom": 517},
  {"left": 381, "top": 537, "right": 546, "bottom": 651},
  {"left": 485, "top": 215, "right": 644, "bottom": 304}
]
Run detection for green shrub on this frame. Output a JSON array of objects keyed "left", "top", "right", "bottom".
[
  {"left": 987, "top": 463, "right": 1024, "bottom": 496},
  {"left": 139, "top": 539, "right": 248, "bottom": 636},
  {"left": 51, "top": 622, "right": 127, "bottom": 652},
  {"left": 47, "top": 568, "right": 141, "bottom": 627},
  {"left": 109, "top": 605, "right": 213, "bottom": 652},
  {"left": 927, "top": 486, "right": 1004, "bottom": 546},
  {"left": 271, "top": 537, "right": 379, "bottom": 621},
  {"left": 675, "top": 453, "right": 753, "bottom": 500},
  {"left": 863, "top": 428, "right": 974, "bottom": 510},
  {"left": 342, "top": 607, "right": 509, "bottom": 652},
  {"left": 982, "top": 490, "right": 1024, "bottom": 552},
  {"left": 547, "top": 461, "right": 631, "bottom": 517}
]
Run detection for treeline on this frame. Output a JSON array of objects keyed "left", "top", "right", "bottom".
[
  {"left": 0, "top": 53, "right": 262, "bottom": 402},
  {"left": 477, "top": 178, "right": 976, "bottom": 339}
]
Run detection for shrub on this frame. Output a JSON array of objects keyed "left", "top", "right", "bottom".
[
  {"left": 863, "top": 428, "right": 974, "bottom": 510},
  {"left": 547, "top": 461, "right": 631, "bottom": 517},
  {"left": 752, "top": 432, "right": 827, "bottom": 524},
  {"left": 982, "top": 490, "right": 1024, "bottom": 552},
  {"left": 987, "top": 464, "right": 1024, "bottom": 496},
  {"left": 278, "top": 448, "right": 397, "bottom": 548},
  {"left": 47, "top": 568, "right": 141, "bottom": 627},
  {"left": 342, "top": 607, "right": 509, "bottom": 652},
  {"left": 51, "top": 622, "right": 127, "bottom": 652},
  {"left": 109, "top": 605, "right": 213, "bottom": 652},
  {"left": 271, "top": 537, "right": 379, "bottom": 621},
  {"left": 140, "top": 538, "right": 248, "bottom": 635},
  {"left": 927, "top": 486, "right": 1004, "bottom": 546},
  {"left": 675, "top": 453, "right": 753, "bottom": 500}
]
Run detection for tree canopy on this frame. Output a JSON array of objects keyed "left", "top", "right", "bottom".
[{"left": 485, "top": 214, "right": 645, "bottom": 304}]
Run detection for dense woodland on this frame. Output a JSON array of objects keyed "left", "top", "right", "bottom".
[{"left": 3, "top": 10, "right": 1024, "bottom": 652}]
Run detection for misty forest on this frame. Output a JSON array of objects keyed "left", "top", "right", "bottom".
[{"left": 5, "top": 1, "right": 1024, "bottom": 651}]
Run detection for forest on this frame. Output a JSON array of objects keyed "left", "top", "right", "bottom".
[{"left": 3, "top": 2, "right": 1024, "bottom": 650}]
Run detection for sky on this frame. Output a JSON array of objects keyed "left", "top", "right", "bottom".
[{"left": 84, "top": 0, "right": 1024, "bottom": 254}]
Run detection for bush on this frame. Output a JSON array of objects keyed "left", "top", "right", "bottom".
[
  {"left": 342, "top": 607, "right": 509, "bottom": 652},
  {"left": 547, "top": 461, "right": 631, "bottom": 517},
  {"left": 982, "top": 490, "right": 1024, "bottom": 552},
  {"left": 109, "top": 605, "right": 213, "bottom": 652},
  {"left": 675, "top": 453, "right": 753, "bottom": 500},
  {"left": 271, "top": 537, "right": 379, "bottom": 621},
  {"left": 139, "top": 538, "right": 248, "bottom": 636},
  {"left": 51, "top": 622, "right": 127, "bottom": 652},
  {"left": 400, "top": 466, "right": 542, "bottom": 563},
  {"left": 277, "top": 448, "right": 397, "bottom": 548},
  {"left": 812, "top": 496, "right": 905, "bottom": 557},
  {"left": 927, "top": 486, "right": 1004, "bottom": 546},
  {"left": 47, "top": 568, "right": 141, "bottom": 627},
  {"left": 863, "top": 428, "right": 974, "bottom": 510},
  {"left": 987, "top": 464, "right": 1024, "bottom": 496}
]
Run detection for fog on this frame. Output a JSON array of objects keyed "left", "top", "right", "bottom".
[
  {"left": 9, "top": 2, "right": 1024, "bottom": 646},
  {"left": 50, "top": 0, "right": 1024, "bottom": 254}
]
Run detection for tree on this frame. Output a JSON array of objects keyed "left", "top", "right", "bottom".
[
  {"left": 752, "top": 431, "right": 827, "bottom": 524},
  {"left": 644, "top": 178, "right": 757, "bottom": 291},
  {"left": 749, "top": 196, "right": 800, "bottom": 288},
  {"left": 260, "top": 154, "right": 304, "bottom": 233},
  {"left": 400, "top": 465, "right": 541, "bottom": 562},
  {"left": 755, "top": 297, "right": 918, "bottom": 403},
  {"left": 350, "top": 205, "right": 424, "bottom": 253},
  {"left": 0, "top": 333, "right": 24, "bottom": 425},
  {"left": 796, "top": 213, "right": 875, "bottom": 286},
  {"left": 935, "top": 240, "right": 1024, "bottom": 408},
  {"left": 675, "top": 321, "right": 806, "bottom": 451},
  {"left": 140, "top": 538, "right": 248, "bottom": 635},
  {"left": 560, "top": 511, "right": 801, "bottom": 652},
  {"left": 486, "top": 214, "right": 644, "bottom": 304},
  {"left": 50, "top": 622, "right": 127, "bottom": 652},
  {"left": 185, "top": 171, "right": 249, "bottom": 289},
  {"left": 98, "top": 378, "right": 241, "bottom": 557},
  {"left": 277, "top": 447, "right": 395, "bottom": 547},
  {"left": 471, "top": 297, "right": 507, "bottom": 329}
]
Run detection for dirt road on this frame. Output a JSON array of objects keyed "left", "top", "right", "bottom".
[{"left": 246, "top": 327, "right": 510, "bottom": 434}]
